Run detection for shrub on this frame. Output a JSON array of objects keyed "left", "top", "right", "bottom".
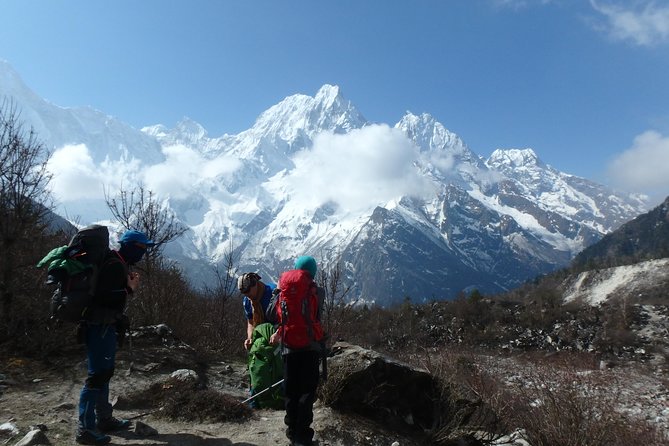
[
  {"left": 124, "top": 258, "right": 244, "bottom": 357},
  {"left": 121, "top": 376, "right": 252, "bottom": 422},
  {"left": 414, "top": 348, "right": 665, "bottom": 446},
  {"left": 420, "top": 348, "right": 508, "bottom": 445},
  {"left": 500, "top": 361, "right": 664, "bottom": 446}
]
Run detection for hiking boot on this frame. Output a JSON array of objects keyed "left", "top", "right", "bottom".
[
  {"left": 97, "top": 416, "right": 131, "bottom": 432},
  {"left": 75, "top": 429, "right": 111, "bottom": 445}
]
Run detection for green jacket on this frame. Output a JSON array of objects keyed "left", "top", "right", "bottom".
[
  {"left": 37, "top": 245, "right": 90, "bottom": 276},
  {"left": 247, "top": 322, "right": 284, "bottom": 409}
]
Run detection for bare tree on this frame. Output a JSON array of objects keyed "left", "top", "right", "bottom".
[
  {"left": 0, "top": 98, "right": 53, "bottom": 338},
  {"left": 317, "top": 257, "right": 354, "bottom": 342},
  {"left": 197, "top": 242, "right": 243, "bottom": 352},
  {"left": 104, "top": 184, "right": 187, "bottom": 261},
  {"left": 213, "top": 241, "right": 240, "bottom": 299}
]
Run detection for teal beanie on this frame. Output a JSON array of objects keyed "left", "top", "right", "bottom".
[{"left": 294, "top": 255, "right": 317, "bottom": 278}]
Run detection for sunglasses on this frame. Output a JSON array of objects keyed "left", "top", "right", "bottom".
[
  {"left": 240, "top": 285, "right": 255, "bottom": 294},
  {"left": 134, "top": 242, "right": 147, "bottom": 250}
]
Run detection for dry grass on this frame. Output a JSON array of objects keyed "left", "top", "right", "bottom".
[{"left": 415, "top": 348, "right": 667, "bottom": 446}]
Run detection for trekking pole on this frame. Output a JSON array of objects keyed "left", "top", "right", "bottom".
[{"left": 241, "top": 378, "right": 285, "bottom": 404}]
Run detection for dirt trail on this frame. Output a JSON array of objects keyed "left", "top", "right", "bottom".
[{"left": 0, "top": 344, "right": 415, "bottom": 446}]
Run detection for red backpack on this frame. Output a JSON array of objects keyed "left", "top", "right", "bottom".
[{"left": 276, "top": 269, "right": 324, "bottom": 349}]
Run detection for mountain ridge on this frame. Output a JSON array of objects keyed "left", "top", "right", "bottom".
[{"left": 0, "top": 60, "right": 649, "bottom": 305}]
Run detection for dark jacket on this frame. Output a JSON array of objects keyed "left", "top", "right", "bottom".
[{"left": 93, "top": 251, "right": 130, "bottom": 313}]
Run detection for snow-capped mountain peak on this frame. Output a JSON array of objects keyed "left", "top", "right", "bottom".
[
  {"left": 250, "top": 84, "right": 367, "bottom": 140},
  {"left": 396, "top": 112, "right": 487, "bottom": 189},
  {"left": 0, "top": 59, "right": 40, "bottom": 102},
  {"left": 175, "top": 117, "right": 208, "bottom": 140},
  {"left": 314, "top": 84, "right": 342, "bottom": 107},
  {"left": 143, "top": 117, "right": 208, "bottom": 146},
  {"left": 488, "top": 148, "right": 544, "bottom": 169},
  {"left": 396, "top": 112, "right": 467, "bottom": 154}
]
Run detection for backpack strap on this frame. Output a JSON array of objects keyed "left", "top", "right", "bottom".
[
  {"left": 91, "top": 251, "right": 126, "bottom": 295},
  {"left": 302, "top": 280, "right": 317, "bottom": 341}
]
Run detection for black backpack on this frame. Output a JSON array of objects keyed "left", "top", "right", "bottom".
[{"left": 39, "top": 225, "right": 112, "bottom": 323}]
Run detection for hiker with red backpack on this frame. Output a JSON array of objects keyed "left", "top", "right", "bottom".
[
  {"left": 267, "top": 255, "right": 325, "bottom": 446},
  {"left": 76, "top": 228, "right": 155, "bottom": 445}
]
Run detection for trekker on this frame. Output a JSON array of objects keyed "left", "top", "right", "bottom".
[
  {"left": 238, "top": 272, "right": 276, "bottom": 350},
  {"left": 268, "top": 255, "right": 325, "bottom": 446},
  {"left": 76, "top": 230, "right": 155, "bottom": 445}
]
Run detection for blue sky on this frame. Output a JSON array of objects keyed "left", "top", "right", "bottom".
[{"left": 1, "top": 0, "right": 668, "bottom": 205}]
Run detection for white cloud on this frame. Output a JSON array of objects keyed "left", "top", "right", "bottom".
[
  {"left": 590, "top": 0, "right": 669, "bottom": 46},
  {"left": 607, "top": 130, "right": 669, "bottom": 199},
  {"left": 428, "top": 150, "right": 456, "bottom": 172},
  {"left": 47, "top": 143, "right": 241, "bottom": 203},
  {"left": 143, "top": 144, "right": 240, "bottom": 199},
  {"left": 47, "top": 144, "right": 141, "bottom": 201},
  {"left": 278, "top": 124, "right": 435, "bottom": 214}
]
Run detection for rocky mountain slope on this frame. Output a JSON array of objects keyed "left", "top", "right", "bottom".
[
  {"left": 563, "top": 258, "right": 669, "bottom": 306},
  {"left": 573, "top": 195, "right": 669, "bottom": 270},
  {"left": 555, "top": 195, "right": 669, "bottom": 306}
]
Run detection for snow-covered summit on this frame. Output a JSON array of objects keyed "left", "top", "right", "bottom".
[
  {"left": 487, "top": 148, "right": 545, "bottom": 169},
  {"left": 0, "top": 59, "right": 42, "bottom": 103},
  {"left": 314, "top": 84, "right": 345, "bottom": 109},
  {"left": 143, "top": 117, "right": 208, "bottom": 146},
  {"left": 397, "top": 112, "right": 467, "bottom": 154},
  {"left": 397, "top": 112, "right": 487, "bottom": 187},
  {"left": 250, "top": 84, "right": 367, "bottom": 141}
]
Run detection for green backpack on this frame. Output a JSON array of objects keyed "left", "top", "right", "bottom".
[{"left": 247, "top": 322, "right": 284, "bottom": 409}]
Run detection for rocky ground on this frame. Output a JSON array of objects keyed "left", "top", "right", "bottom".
[
  {"left": 0, "top": 326, "right": 424, "bottom": 446},
  {"left": 1, "top": 323, "right": 668, "bottom": 446}
]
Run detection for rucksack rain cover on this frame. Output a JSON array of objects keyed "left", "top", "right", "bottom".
[{"left": 276, "top": 269, "right": 324, "bottom": 349}]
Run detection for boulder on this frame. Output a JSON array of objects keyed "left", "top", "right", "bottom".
[{"left": 320, "top": 342, "right": 439, "bottom": 433}]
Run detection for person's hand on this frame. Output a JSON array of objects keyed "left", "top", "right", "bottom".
[
  {"left": 269, "top": 332, "right": 279, "bottom": 345},
  {"left": 128, "top": 272, "right": 140, "bottom": 291},
  {"left": 243, "top": 338, "right": 252, "bottom": 350}
]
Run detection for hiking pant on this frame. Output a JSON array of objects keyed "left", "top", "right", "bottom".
[
  {"left": 78, "top": 323, "right": 117, "bottom": 430},
  {"left": 283, "top": 350, "right": 320, "bottom": 443}
]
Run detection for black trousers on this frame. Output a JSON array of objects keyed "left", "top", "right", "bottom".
[{"left": 283, "top": 350, "right": 320, "bottom": 443}]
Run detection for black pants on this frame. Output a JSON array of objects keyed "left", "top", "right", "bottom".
[{"left": 283, "top": 350, "right": 320, "bottom": 443}]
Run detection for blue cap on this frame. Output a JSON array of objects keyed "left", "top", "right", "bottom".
[
  {"left": 119, "top": 230, "right": 155, "bottom": 246},
  {"left": 294, "top": 255, "right": 317, "bottom": 278}
]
